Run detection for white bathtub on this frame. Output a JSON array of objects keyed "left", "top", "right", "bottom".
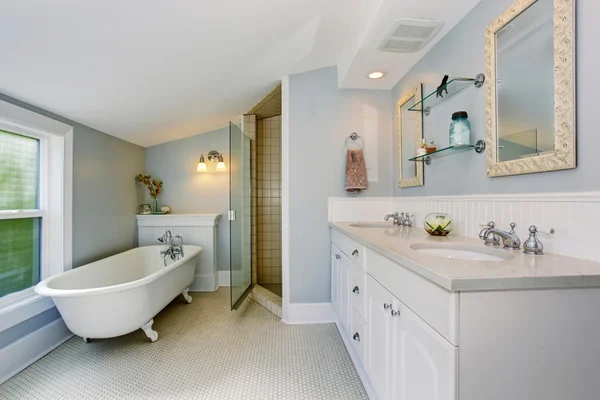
[{"left": 35, "top": 245, "right": 202, "bottom": 342}]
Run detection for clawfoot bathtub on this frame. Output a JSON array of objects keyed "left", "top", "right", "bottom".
[{"left": 35, "top": 245, "right": 202, "bottom": 342}]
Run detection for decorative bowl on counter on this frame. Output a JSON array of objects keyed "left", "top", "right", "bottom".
[{"left": 424, "top": 213, "right": 453, "bottom": 236}]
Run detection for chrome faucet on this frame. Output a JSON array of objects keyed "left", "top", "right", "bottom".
[
  {"left": 384, "top": 212, "right": 402, "bottom": 225},
  {"left": 480, "top": 222, "right": 521, "bottom": 250},
  {"left": 159, "top": 230, "right": 173, "bottom": 247},
  {"left": 384, "top": 212, "right": 413, "bottom": 227},
  {"left": 479, "top": 221, "right": 501, "bottom": 246},
  {"left": 158, "top": 230, "right": 184, "bottom": 266}
]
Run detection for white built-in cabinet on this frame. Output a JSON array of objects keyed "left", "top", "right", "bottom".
[
  {"left": 331, "top": 230, "right": 457, "bottom": 400},
  {"left": 332, "top": 229, "right": 600, "bottom": 400}
]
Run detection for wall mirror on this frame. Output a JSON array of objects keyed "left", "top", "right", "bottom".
[
  {"left": 486, "top": 0, "right": 575, "bottom": 177},
  {"left": 398, "top": 84, "right": 424, "bottom": 188}
]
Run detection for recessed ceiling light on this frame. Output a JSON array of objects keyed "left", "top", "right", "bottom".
[{"left": 367, "top": 71, "right": 386, "bottom": 79}]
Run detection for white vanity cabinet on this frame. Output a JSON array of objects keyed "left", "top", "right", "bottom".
[
  {"left": 331, "top": 226, "right": 600, "bottom": 400},
  {"left": 331, "top": 242, "right": 363, "bottom": 338},
  {"left": 331, "top": 230, "right": 457, "bottom": 400},
  {"left": 366, "top": 274, "right": 457, "bottom": 400}
]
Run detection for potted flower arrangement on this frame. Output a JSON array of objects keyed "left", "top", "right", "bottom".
[{"left": 135, "top": 174, "right": 163, "bottom": 212}]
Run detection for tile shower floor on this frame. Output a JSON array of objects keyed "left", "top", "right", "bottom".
[
  {"left": 1, "top": 288, "right": 367, "bottom": 400},
  {"left": 260, "top": 284, "right": 282, "bottom": 297}
]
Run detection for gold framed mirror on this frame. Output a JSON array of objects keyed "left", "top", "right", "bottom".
[
  {"left": 485, "top": 0, "right": 575, "bottom": 177},
  {"left": 398, "top": 84, "right": 424, "bottom": 188}
]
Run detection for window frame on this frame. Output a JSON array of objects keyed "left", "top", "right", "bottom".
[{"left": 0, "top": 100, "right": 73, "bottom": 332}]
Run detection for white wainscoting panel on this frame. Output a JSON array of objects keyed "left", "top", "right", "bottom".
[
  {"left": 329, "top": 193, "right": 600, "bottom": 263},
  {"left": 137, "top": 214, "right": 221, "bottom": 291}
]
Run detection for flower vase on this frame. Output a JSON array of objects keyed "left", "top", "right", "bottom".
[{"left": 152, "top": 198, "right": 159, "bottom": 213}]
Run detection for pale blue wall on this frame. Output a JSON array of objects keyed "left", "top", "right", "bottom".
[
  {"left": 392, "top": 0, "right": 595, "bottom": 197},
  {"left": 288, "top": 66, "right": 393, "bottom": 303},
  {"left": 0, "top": 93, "right": 145, "bottom": 349},
  {"left": 145, "top": 127, "right": 231, "bottom": 272}
]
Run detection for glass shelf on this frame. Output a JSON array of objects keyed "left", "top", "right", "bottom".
[
  {"left": 409, "top": 140, "right": 486, "bottom": 165},
  {"left": 409, "top": 74, "right": 485, "bottom": 116}
]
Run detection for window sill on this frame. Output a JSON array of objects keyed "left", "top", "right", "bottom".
[{"left": 0, "top": 288, "right": 55, "bottom": 333}]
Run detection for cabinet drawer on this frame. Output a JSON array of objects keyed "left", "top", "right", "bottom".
[
  {"left": 350, "top": 308, "right": 367, "bottom": 367},
  {"left": 349, "top": 261, "right": 367, "bottom": 319},
  {"left": 332, "top": 230, "right": 365, "bottom": 271},
  {"left": 367, "top": 249, "right": 459, "bottom": 345}
]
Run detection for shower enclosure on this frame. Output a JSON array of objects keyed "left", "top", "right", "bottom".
[
  {"left": 229, "top": 121, "right": 252, "bottom": 309},
  {"left": 229, "top": 83, "right": 283, "bottom": 315}
]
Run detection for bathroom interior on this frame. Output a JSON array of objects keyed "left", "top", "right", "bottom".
[{"left": 1, "top": 0, "right": 599, "bottom": 399}]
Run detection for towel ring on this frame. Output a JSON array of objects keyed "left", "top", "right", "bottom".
[{"left": 345, "top": 132, "right": 364, "bottom": 150}]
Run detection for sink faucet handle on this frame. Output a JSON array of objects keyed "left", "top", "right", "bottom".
[
  {"left": 523, "top": 225, "right": 544, "bottom": 255},
  {"left": 403, "top": 213, "right": 413, "bottom": 227},
  {"left": 509, "top": 222, "right": 517, "bottom": 233}
]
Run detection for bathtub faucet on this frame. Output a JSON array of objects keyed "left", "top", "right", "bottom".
[
  {"left": 158, "top": 231, "right": 184, "bottom": 266},
  {"left": 158, "top": 230, "right": 173, "bottom": 247}
]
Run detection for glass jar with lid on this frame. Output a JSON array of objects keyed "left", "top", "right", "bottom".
[{"left": 449, "top": 111, "right": 471, "bottom": 146}]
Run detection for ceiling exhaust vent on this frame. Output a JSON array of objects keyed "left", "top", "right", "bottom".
[{"left": 378, "top": 18, "right": 444, "bottom": 53}]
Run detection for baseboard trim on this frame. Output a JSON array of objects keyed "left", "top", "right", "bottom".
[
  {"left": 217, "top": 270, "right": 230, "bottom": 287},
  {"left": 189, "top": 273, "right": 218, "bottom": 292},
  {"left": 282, "top": 302, "right": 335, "bottom": 324},
  {"left": 0, "top": 317, "right": 73, "bottom": 385},
  {"left": 216, "top": 271, "right": 247, "bottom": 288},
  {"left": 335, "top": 321, "right": 378, "bottom": 400}
]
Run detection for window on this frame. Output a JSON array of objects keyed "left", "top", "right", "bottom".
[
  {"left": 0, "top": 131, "right": 41, "bottom": 298},
  {"left": 0, "top": 100, "right": 72, "bottom": 331}
]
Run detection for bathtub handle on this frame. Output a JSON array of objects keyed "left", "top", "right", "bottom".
[{"left": 173, "top": 235, "right": 184, "bottom": 257}]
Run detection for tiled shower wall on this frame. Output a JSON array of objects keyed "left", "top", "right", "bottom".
[
  {"left": 244, "top": 114, "right": 258, "bottom": 285},
  {"left": 256, "top": 116, "right": 282, "bottom": 285}
]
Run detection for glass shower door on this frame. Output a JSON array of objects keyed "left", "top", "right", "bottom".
[{"left": 229, "top": 121, "right": 252, "bottom": 310}]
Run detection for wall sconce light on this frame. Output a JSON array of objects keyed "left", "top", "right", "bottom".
[
  {"left": 197, "top": 150, "right": 226, "bottom": 172},
  {"left": 196, "top": 155, "right": 208, "bottom": 172}
]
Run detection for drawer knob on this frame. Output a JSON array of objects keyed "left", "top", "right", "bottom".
[
  {"left": 353, "top": 332, "right": 360, "bottom": 342},
  {"left": 352, "top": 286, "right": 360, "bottom": 294},
  {"left": 352, "top": 249, "right": 359, "bottom": 257},
  {"left": 391, "top": 310, "right": 401, "bottom": 318},
  {"left": 335, "top": 254, "right": 341, "bottom": 260},
  {"left": 383, "top": 303, "right": 392, "bottom": 311}
]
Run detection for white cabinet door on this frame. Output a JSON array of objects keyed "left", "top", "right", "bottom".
[
  {"left": 391, "top": 299, "right": 458, "bottom": 400},
  {"left": 339, "top": 255, "right": 352, "bottom": 334},
  {"left": 366, "top": 275, "right": 395, "bottom": 400},
  {"left": 331, "top": 244, "right": 342, "bottom": 315}
]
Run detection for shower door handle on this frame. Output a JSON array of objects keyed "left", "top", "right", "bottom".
[{"left": 228, "top": 210, "right": 236, "bottom": 221}]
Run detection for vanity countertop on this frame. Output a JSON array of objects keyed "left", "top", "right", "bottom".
[{"left": 331, "top": 222, "right": 600, "bottom": 292}]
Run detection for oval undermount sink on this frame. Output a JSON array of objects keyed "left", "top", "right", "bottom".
[
  {"left": 350, "top": 223, "right": 397, "bottom": 229},
  {"left": 410, "top": 243, "right": 513, "bottom": 262}
]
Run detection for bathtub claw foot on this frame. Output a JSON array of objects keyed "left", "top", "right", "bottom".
[
  {"left": 142, "top": 319, "right": 158, "bottom": 342},
  {"left": 83, "top": 337, "right": 90, "bottom": 343},
  {"left": 182, "top": 288, "right": 193, "bottom": 304}
]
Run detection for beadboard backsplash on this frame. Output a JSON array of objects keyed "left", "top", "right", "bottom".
[{"left": 329, "top": 192, "right": 600, "bottom": 263}]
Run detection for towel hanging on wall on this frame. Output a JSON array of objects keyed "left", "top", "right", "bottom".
[{"left": 345, "top": 149, "right": 368, "bottom": 194}]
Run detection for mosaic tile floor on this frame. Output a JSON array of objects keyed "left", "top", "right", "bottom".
[{"left": 1, "top": 288, "right": 368, "bottom": 400}]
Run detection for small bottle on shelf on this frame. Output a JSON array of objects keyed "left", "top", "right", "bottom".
[
  {"left": 426, "top": 140, "right": 437, "bottom": 154},
  {"left": 416, "top": 139, "right": 427, "bottom": 156}
]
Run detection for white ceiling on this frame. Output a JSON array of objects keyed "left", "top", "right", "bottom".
[
  {"left": 337, "top": 0, "right": 482, "bottom": 90},
  {"left": 0, "top": 0, "right": 480, "bottom": 147}
]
